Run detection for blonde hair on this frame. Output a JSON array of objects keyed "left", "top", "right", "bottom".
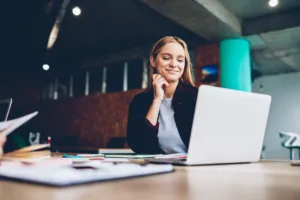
[{"left": 149, "top": 36, "right": 195, "bottom": 87}]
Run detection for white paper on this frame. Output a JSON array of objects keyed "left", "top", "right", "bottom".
[
  {"left": 98, "top": 149, "right": 134, "bottom": 154},
  {"left": 76, "top": 154, "right": 104, "bottom": 157},
  {"left": 0, "top": 111, "right": 38, "bottom": 136},
  {"left": 155, "top": 153, "right": 187, "bottom": 159},
  {"left": 101, "top": 158, "right": 130, "bottom": 162},
  {"left": 0, "top": 162, "right": 173, "bottom": 186}
]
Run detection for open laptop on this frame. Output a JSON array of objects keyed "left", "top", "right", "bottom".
[
  {"left": 0, "top": 98, "right": 12, "bottom": 122},
  {"left": 147, "top": 85, "right": 271, "bottom": 166}
]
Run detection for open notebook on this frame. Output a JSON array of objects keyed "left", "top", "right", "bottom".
[
  {"left": 0, "top": 162, "right": 174, "bottom": 186},
  {"left": 0, "top": 111, "right": 50, "bottom": 162},
  {"left": 2, "top": 144, "right": 51, "bottom": 162},
  {"left": 0, "top": 111, "right": 38, "bottom": 136}
]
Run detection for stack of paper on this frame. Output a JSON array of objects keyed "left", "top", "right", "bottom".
[
  {"left": 0, "top": 162, "right": 174, "bottom": 186},
  {"left": 98, "top": 148, "right": 134, "bottom": 154},
  {"left": 0, "top": 157, "right": 73, "bottom": 167},
  {"left": 104, "top": 154, "right": 161, "bottom": 159},
  {"left": 3, "top": 144, "right": 51, "bottom": 163},
  {"left": 155, "top": 153, "right": 187, "bottom": 159},
  {"left": 0, "top": 111, "right": 53, "bottom": 163}
]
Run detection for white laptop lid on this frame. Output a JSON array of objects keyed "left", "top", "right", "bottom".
[{"left": 186, "top": 85, "right": 271, "bottom": 165}]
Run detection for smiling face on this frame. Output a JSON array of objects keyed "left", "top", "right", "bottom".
[{"left": 150, "top": 42, "right": 185, "bottom": 84}]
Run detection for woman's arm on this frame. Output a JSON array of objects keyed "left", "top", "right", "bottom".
[
  {"left": 145, "top": 74, "right": 169, "bottom": 125},
  {"left": 126, "top": 74, "right": 169, "bottom": 154},
  {"left": 0, "top": 135, "right": 6, "bottom": 157},
  {"left": 126, "top": 96, "right": 162, "bottom": 154},
  {"left": 145, "top": 100, "right": 161, "bottom": 126}
]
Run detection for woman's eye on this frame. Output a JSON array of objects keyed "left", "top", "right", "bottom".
[
  {"left": 163, "top": 57, "right": 170, "bottom": 60},
  {"left": 178, "top": 59, "right": 184, "bottom": 62}
]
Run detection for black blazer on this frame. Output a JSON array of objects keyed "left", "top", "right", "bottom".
[{"left": 126, "top": 81, "right": 198, "bottom": 154}]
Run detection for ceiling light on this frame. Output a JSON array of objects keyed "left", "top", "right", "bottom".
[
  {"left": 72, "top": 6, "right": 81, "bottom": 16},
  {"left": 269, "top": 0, "right": 278, "bottom": 7},
  {"left": 43, "top": 64, "right": 50, "bottom": 71}
]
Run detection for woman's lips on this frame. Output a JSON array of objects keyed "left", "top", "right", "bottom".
[{"left": 165, "top": 69, "right": 179, "bottom": 73}]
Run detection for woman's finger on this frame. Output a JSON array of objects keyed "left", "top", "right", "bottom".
[
  {"left": 153, "top": 74, "right": 163, "bottom": 85},
  {"left": 156, "top": 79, "right": 168, "bottom": 88},
  {"left": 152, "top": 74, "right": 158, "bottom": 80},
  {"left": 162, "top": 80, "right": 169, "bottom": 87},
  {"left": 0, "top": 136, "right": 6, "bottom": 144},
  {"left": 157, "top": 76, "right": 169, "bottom": 86}
]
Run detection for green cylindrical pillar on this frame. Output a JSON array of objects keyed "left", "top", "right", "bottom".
[{"left": 220, "top": 38, "right": 252, "bottom": 92}]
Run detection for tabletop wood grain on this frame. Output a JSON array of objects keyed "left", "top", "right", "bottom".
[{"left": 0, "top": 161, "right": 299, "bottom": 200}]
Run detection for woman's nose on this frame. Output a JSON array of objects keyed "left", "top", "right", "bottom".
[{"left": 170, "top": 59, "right": 177, "bottom": 67}]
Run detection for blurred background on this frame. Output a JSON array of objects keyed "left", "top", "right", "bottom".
[{"left": 0, "top": 0, "right": 299, "bottom": 159}]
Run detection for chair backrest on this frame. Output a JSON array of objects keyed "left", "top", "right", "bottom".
[
  {"left": 106, "top": 137, "right": 126, "bottom": 148},
  {"left": 279, "top": 132, "right": 300, "bottom": 148}
]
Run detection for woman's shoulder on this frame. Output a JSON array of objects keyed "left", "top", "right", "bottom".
[
  {"left": 179, "top": 82, "right": 198, "bottom": 98},
  {"left": 185, "top": 83, "right": 198, "bottom": 93}
]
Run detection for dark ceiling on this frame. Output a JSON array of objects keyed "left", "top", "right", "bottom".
[
  {"left": 221, "top": 0, "right": 300, "bottom": 20},
  {"left": 0, "top": 0, "right": 206, "bottom": 79},
  {"left": 2, "top": 0, "right": 298, "bottom": 80},
  {"left": 0, "top": 0, "right": 59, "bottom": 76},
  {"left": 49, "top": 0, "right": 206, "bottom": 68}
]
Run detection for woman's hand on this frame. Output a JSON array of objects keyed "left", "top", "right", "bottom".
[
  {"left": 0, "top": 135, "right": 6, "bottom": 157},
  {"left": 152, "top": 74, "right": 169, "bottom": 102}
]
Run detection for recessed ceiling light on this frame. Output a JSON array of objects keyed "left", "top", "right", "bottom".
[
  {"left": 269, "top": 0, "right": 279, "bottom": 7},
  {"left": 43, "top": 64, "right": 50, "bottom": 71},
  {"left": 72, "top": 6, "right": 81, "bottom": 16}
]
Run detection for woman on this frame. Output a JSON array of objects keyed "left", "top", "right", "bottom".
[
  {"left": 0, "top": 135, "right": 6, "bottom": 157},
  {"left": 126, "top": 36, "right": 198, "bottom": 154}
]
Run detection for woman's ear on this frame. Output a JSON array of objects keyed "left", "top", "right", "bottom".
[
  {"left": 150, "top": 56, "right": 158, "bottom": 74},
  {"left": 150, "top": 55, "right": 155, "bottom": 69}
]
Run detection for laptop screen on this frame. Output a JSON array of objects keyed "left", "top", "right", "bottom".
[{"left": 0, "top": 98, "right": 12, "bottom": 122}]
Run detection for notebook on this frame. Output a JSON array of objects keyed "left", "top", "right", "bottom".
[
  {"left": 0, "top": 111, "right": 38, "bottom": 136},
  {"left": 2, "top": 144, "right": 50, "bottom": 163},
  {"left": 98, "top": 148, "right": 134, "bottom": 154}
]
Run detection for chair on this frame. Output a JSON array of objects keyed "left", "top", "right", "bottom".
[
  {"left": 278, "top": 132, "right": 300, "bottom": 160},
  {"left": 106, "top": 137, "right": 127, "bottom": 148}
]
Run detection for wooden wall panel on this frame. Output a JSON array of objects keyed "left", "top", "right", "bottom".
[{"left": 12, "top": 89, "right": 143, "bottom": 149}]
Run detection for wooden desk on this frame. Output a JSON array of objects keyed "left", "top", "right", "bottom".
[{"left": 0, "top": 161, "right": 299, "bottom": 200}]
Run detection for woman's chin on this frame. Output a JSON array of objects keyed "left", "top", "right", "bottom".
[{"left": 165, "top": 76, "right": 180, "bottom": 83}]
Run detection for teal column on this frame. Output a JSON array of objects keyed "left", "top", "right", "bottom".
[{"left": 220, "top": 38, "right": 252, "bottom": 92}]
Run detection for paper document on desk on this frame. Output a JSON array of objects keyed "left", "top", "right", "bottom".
[
  {"left": 77, "top": 154, "right": 104, "bottom": 157},
  {"left": 99, "top": 148, "right": 134, "bottom": 154},
  {"left": 101, "top": 158, "right": 130, "bottom": 162},
  {"left": 3, "top": 143, "right": 50, "bottom": 163},
  {"left": 104, "top": 154, "right": 161, "bottom": 159},
  {"left": 0, "top": 157, "right": 72, "bottom": 167},
  {"left": 155, "top": 153, "right": 187, "bottom": 159},
  {"left": 0, "top": 162, "right": 174, "bottom": 186}
]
